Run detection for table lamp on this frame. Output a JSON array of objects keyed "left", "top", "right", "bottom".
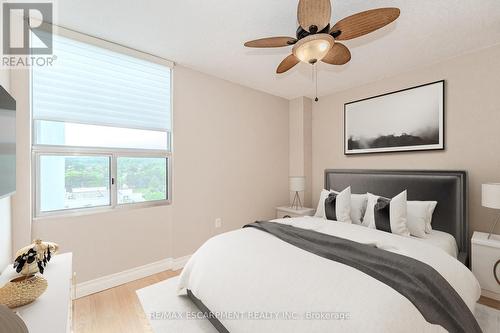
[
  {"left": 289, "top": 176, "right": 305, "bottom": 210},
  {"left": 482, "top": 183, "right": 500, "bottom": 239}
]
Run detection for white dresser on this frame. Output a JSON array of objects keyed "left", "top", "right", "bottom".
[
  {"left": 472, "top": 232, "right": 500, "bottom": 300},
  {"left": 0, "top": 253, "right": 74, "bottom": 332},
  {"left": 276, "top": 206, "right": 315, "bottom": 219}
]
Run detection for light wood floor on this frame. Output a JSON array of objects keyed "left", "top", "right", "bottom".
[
  {"left": 479, "top": 296, "right": 500, "bottom": 310},
  {"left": 74, "top": 269, "right": 500, "bottom": 333},
  {"left": 74, "top": 270, "right": 181, "bottom": 333}
]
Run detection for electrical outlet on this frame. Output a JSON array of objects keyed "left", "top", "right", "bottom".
[{"left": 215, "top": 218, "right": 222, "bottom": 229}]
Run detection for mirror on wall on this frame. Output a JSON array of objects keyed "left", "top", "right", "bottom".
[{"left": 0, "top": 85, "right": 16, "bottom": 198}]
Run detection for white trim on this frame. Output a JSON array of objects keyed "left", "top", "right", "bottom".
[
  {"left": 32, "top": 145, "right": 171, "bottom": 159},
  {"left": 76, "top": 255, "right": 190, "bottom": 299},
  {"left": 172, "top": 255, "right": 191, "bottom": 271}
]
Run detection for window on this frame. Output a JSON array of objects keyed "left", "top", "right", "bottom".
[
  {"left": 32, "top": 28, "right": 173, "bottom": 217},
  {"left": 117, "top": 157, "right": 167, "bottom": 204},
  {"left": 39, "top": 155, "right": 111, "bottom": 212}
]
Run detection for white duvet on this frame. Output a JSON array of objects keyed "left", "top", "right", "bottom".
[{"left": 178, "top": 217, "right": 481, "bottom": 333}]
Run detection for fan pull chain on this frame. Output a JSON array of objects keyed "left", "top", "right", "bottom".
[{"left": 314, "top": 64, "right": 319, "bottom": 102}]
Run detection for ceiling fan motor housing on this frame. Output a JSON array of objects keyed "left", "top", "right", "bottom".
[{"left": 296, "top": 24, "right": 330, "bottom": 40}]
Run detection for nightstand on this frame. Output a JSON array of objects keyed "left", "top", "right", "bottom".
[
  {"left": 276, "top": 206, "right": 315, "bottom": 219},
  {"left": 472, "top": 232, "right": 500, "bottom": 301}
]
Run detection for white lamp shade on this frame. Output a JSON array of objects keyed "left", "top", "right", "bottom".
[
  {"left": 482, "top": 183, "right": 500, "bottom": 209},
  {"left": 289, "top": 177, "right": 305, "bottom": 192}
]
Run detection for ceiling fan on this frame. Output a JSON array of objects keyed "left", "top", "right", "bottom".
[{"left": 244, "top": 0, "right": 400, "bottom": 74}]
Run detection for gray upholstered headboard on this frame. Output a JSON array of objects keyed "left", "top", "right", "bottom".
[{"left": 325, "top": 169, "right": 468, "bottom": 266}]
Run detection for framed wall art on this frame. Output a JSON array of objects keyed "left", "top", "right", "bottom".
[{"left": 344, "top": 80, "right": 444, "bottom": 155}]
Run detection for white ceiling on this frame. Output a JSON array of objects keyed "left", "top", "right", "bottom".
[{"left": 53, "top": 0, "right": 500, "bottom": 100}]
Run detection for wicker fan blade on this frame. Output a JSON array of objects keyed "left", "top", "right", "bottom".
[
  {"left": 331, "top": 8, "right": 400, "bottom": 41},
  {"left": 277, "top": 54, "right": 300, "bottom": 74},
  {"left": 297, "top": 0, "right": 332, "bottom": 32},
  {"left": 322, "top": 43, "right": 351, "bottom": 65},
  {"left": 244, "top": 37, "right": 296, "bottom": 48}
]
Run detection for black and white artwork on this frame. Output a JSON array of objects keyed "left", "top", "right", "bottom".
[{"left": 344, "top": 81, "right": 444, "bottom": 155}]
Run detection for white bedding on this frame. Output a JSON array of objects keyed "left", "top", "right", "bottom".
[
  {"left": 413, "top": 229, "right": 459, "bottom": 258},
  {"left": 178, "top": 216, "right": 480, "bottom": 333}
]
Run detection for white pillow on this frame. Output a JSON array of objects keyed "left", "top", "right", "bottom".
[
  {"left": 364, "top": 191, "right": 410, "bottom": 237},
  {"left": 332, "top": 191, "right": 367, "bottom": 225},
  {"left": 314, "top": 187, "right": 352, "bottom": 223},
  {"left": 407, "top": 201, "right": 438, "bottom": 234},
  {"left": 314, "top": 189, "right": 330, "bottom": 218},
  {"left": 406, "top": 203, "right": 427, "bottom": 238}
]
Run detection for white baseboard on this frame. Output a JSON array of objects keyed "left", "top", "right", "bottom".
[
  {"left": 76, "top": 255, "right": 191, "bottom": 299},
  {"left": 172, "top": 255, "right": 191, "bottom": 271}
]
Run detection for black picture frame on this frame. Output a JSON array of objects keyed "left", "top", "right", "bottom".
[{"left": 344, "top": 80, "right": 445, "bottom": 155}]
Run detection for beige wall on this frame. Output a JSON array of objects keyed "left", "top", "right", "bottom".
[
  {"left": 23, "top": 65, "right": 289, "bottom": 282},
  {"left": 33, "top": 205, "right": 172, "bottom": 282},
  {"left": 289, "top": 97, "right": 313, "bottom": 207},
  {"left": 0, "top": 68, "right": 12, "bottom": 271},
  {"left": 10, "top": 68, "right": 31, "bottom": 254},
  {"left": 312, "top": 44, "right": 500, "bottom": 235},
  {"left": 171, "top": 66, "right": 289, "bottom": 257}
]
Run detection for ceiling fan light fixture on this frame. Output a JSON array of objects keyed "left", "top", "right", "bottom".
[
  {"left": 292, "top": 34, "right": 334, "bottom": 64},
  {"left": 243, "top": 2, "right": 401, "bottom": 74}
]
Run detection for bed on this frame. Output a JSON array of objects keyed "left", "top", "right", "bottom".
[{"left": 178, "top": 170, "right": 481, "bottom": 333}]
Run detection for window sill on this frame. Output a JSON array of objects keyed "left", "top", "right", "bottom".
[{"left": 33, "top": 199, "right": 171, "bottom": 221}]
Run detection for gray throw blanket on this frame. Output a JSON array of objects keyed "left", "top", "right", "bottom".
[{"left": 244, "top": 221, "right": 482, "bottom": 333}]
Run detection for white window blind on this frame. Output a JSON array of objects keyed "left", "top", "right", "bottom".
[{"left": 32, "top": 33, "right": 172, "bottom": 132}]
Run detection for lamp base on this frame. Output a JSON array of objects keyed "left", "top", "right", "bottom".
[
  {"left": 488, "top": 214, "right": 500, "bottom": 239},
  {"left": 290, "top": 191, "right": 303, "bottom": 210}
]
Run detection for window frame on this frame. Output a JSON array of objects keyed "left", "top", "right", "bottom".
[
  {"left": 31, "top": 25, "right": 173, "bottom": 220},
  {"left": 32, "top": 146, "right": 172, "bottom": 219}
]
